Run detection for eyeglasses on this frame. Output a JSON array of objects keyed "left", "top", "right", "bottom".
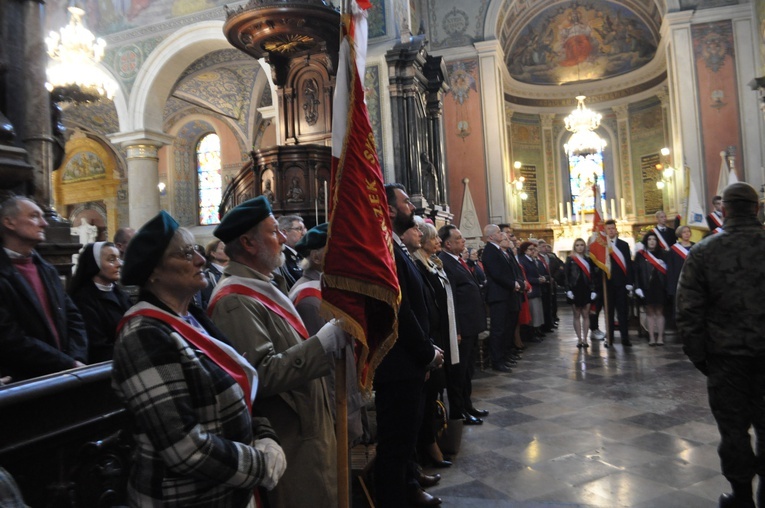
[{"left": 171, "top": 245, "right": 198, "bottom": 261}]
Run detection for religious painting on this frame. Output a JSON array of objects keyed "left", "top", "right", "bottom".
[
  {"left": 507, "top": 0, "right": 657, "bottom": 85},
  {"left": 62, "top": 151, "right": 107, "bottom": 182}
]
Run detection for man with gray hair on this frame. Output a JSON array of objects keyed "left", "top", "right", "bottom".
[
  {"left": 482, "top": 223, "right": 524, "bottom": 372},
  {"left": 277, "top": 214, "right": 305, "bottom": 290},
  {"left": 0, "top": 196, "right": 88, "bottom": 382},
  {"left": 677, "top": 182, "right": 765, "bottom": 508}
]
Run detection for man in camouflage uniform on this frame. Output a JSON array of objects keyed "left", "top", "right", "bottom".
[{"left": 677, "top": 182, "right": 765, "bottom": 508}]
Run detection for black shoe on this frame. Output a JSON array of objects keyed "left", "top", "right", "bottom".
[
  {"left": 408, "top": 487, "right": 442, "bottom": 506},
  {"left": 492, "top": 363, "right": 512, "bottom": 373},
  {"left": 718, "top": 492, "right": 755, "bottom": 508},
  {"left": 622, "top": 339, "right": 633, "bottom": 347},
  {"left": 427, "top": 458, "right": 452, "bottom": 468},
  {"left": 462, "top": 413, "right": 483, "bottom": 425},
  {"left": 467, "top": 407, "right": 489, "bottom": 417},
  {"left": 527, "top": 337, "right": 542, "bottom": 343},
  {"left": 504, "top": 359, "right": 517, "bottom": 367},
  {"left": 416, "top": 471, "right": 441, "bottom": 488}
]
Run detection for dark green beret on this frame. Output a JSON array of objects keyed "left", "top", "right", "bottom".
[
  {"left": 214, "top": 196, "right": 273, "bottom": 243},
  {"left": 295, "top": 222, "right": 328, "bottom": 257},
  {"left": 121, "top": 210, "right": 179, "bottom": 286}
]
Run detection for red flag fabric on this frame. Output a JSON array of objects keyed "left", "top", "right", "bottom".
[
  {"left": 323, "top": 0, "right": 400, "bottom": 394},
  {"left": 587, "top": 182, "right": 611, "bottom": 278}
]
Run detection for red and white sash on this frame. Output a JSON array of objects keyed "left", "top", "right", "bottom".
[
  {"left": 708, "top": 211, "right": 723, "bottom": 228},
  {"left": 640, "top": 250, "right": 667, "bottom": 275},
  {"left": 670, "top": 243, "right": 689, "bottom": 260},
  {"left": 289, "top": 279, "right": 322, "bottom": 307},
  {"left": 209, "top": 276, "right": 310, "bottom": 340},
  {"left": 652, "top": 227, "right": 670, "bottom": 250},
  {"left": 118, "top": 302, "right": 258, "bottom": 411},
  {"left": 609, "top": 242, "right": 628, "bottom": 275},
  {"left": 571, "top": 253, "right": 590, "bottom": 280}
]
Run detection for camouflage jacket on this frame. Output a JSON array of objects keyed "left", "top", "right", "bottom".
[{"left": 676, "top": 216, "right": 765, "bottom": 364}]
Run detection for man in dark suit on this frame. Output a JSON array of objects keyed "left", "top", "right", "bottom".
[
  {"left": 277, "top": 214, "right": 305, "bottom": 289},
  {"left": 706, "top": 195, "right": 723, "bottom": 232},
  {"left": 0, "top": 196, "right": 88, "bottom": 383},
  {"left": 481, "top": 224, "right": 524, "bottom": 372},
  {"left": 438, "top": 224, "right": 488, "bottom": 425},
  {"left": 604, "top": 219, "right": 634, "bottom": 347},
  {"left": 375, "top": 184, "right": 443, "bottom": 508},
  {"left": 653, "top": 210, "right": 676, "bottom": 250}
]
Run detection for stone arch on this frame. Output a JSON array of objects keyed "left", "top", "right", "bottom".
[{"left": 126, "top": 20, "right": 232, "bottom": 134}]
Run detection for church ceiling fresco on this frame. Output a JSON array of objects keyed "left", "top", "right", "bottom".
[{"left": 505, "top": 0, "right": 658, "bottom": 85}]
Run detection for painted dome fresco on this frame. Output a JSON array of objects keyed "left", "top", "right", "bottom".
[{"left": 505, "top": 0, "right": 659, "bottom": 86}]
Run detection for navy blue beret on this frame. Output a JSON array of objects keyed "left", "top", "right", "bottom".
[
  {"left": 214, "top": 196, "right": 273, "bottom": 243},
  {"left": 121, "top": 210, "right": 179, "bottom": 286}
]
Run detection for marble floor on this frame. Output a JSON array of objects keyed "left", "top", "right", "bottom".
[{"left": 423, "top": 307, "right": 731, "bottom": 508}]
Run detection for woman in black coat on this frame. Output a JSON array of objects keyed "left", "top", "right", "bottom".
[
  {"left": 634, "top": 232, "right": 668, "bottom": 346},
  {"left": 564, "top": 238, "right": 596, "bottom": 348},
  {"left": 69, "top": 242, "right": 132, "bottom": 362}
]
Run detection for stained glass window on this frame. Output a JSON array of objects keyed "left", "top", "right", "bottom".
[
  {"left": 197, "top": 133, "right": 222, "bottom": 225},
  {"left": 569, "top": 152, "right": 606, "bottom": 217}
]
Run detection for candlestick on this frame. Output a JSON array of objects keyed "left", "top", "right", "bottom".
[
  {"left": 324, "top": 180, "right": 328, "bottom": 222},
  {"left": 566, "top": 202, "right": 572, "bottom": 223},
  {"left": 610, "top": 199, "right": 617, "bottom": 219},
  {"left": 620, "top": 198, "right": 627, "bottom": 220}
]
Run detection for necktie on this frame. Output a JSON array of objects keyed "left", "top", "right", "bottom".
[{"left": 459, "top": 257, "right": 471, "bottom": 272}]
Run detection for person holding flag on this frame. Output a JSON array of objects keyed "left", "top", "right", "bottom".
[{"left": 603, "top": 219, "right": 634, "bottom": 347}]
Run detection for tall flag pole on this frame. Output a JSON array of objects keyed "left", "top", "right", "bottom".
[
  {"left": 323, "top": 0, "right": 400, "bottom": 394},
  {"left": 587, "top": 179, "right": 611, "bottom": 344}
]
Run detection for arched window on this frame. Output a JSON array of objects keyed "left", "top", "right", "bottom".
[
  {"left": 196, "top": 133, "right": 222, "bottom": 225},
  {"left": 569, "top": 151, "right": 606, "bottom": 217}
]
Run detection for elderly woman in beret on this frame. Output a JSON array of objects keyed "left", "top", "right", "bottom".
[
  {"left": 68, "top": 241, "right": 131, "bottom": 362},
  {"left": 112, "top": 211, "right": 286, "bottom": 507}
]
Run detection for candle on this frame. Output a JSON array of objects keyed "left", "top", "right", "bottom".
[
  {"left": 620, "top": 198, "right": 627, "bottom": 220},
  {"left": 610, "top": 199, "right": 617, "bottom": 219},
  {"left": 324, "top": 180, "right": 329, "bottom": 222},
  {"left": 559, "top": 202, "right": 564, "bottom": 223},
  {"left": 315, "top": 177, "right": 319, "bottom": 223},
  {"left": 566, "top": 202, "right": 572, "bottom": 223}
]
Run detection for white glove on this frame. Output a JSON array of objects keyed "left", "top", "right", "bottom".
[
  {"left": 254, "top": 437, "right": 287, "bottom": 490},
  {"left": 625, "top": 285, "right": 634, "bottom": 292},
  {"left": 316, "top": 320, "right": 348, "bottom": 354},
  {"left": 566, "top": 291, "right": 574, "bottom": 300},
  {"left": 635, "top": 288, "right": 644, "bottom": 298},
  {"left": 590, "top": 292, "right": 597, "bottom": 301}
]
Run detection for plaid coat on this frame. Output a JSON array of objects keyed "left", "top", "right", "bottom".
[{"left": 112, "top": 295, "right": 277, "bottom": 507}]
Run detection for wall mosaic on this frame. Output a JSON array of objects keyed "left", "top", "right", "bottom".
[
  {"left": 173, "top": 119, "right": 215, "bottom": 226},
  {"left": 104, "top": 36, "right": 164, "bottom": 94},
  {"left": 506, "top": 0, "right": 657, "bottom": 85},
  {"left": 174, "top": 69, "right": 246, "bottom": 119},
  {"left": 62, "top": 100, "right": 120, "bottom": 136},
  {"left": 364, "top": 65, "right": 385, "bottom": 173}
]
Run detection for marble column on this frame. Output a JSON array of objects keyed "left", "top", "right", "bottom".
[
  {"left": 125, "top": 144, "right": 161, "bottom": 229},
  {"left": 540, "top": 113, "right": 556, "bottom": 225},
  {"left": 475, "top": 40, "right": 509, "bottom": 224},
  {"left": 612, "top": 103, "right": 635, "bottom": 219}
]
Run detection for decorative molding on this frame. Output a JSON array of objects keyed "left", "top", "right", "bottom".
[{"left": 126, "top": 144, "right": 159, "bottom": 159}]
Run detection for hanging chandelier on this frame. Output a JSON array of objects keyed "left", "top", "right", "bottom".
[
  {"left": 45, "top": 6, "right": 117, "bottom": 103},
  {"left": 563, "top": 95, "right": 606, "bottom": 157}
]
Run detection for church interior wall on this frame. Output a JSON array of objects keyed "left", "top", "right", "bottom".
[
  {"left": 628, "top": 98, "right": 668, "bottom": 216},
  {"left": 31, "top": 0, "right": 764, "bottom": 242},
  {"left": 443, "top": 57, "right": 489, "bottom": 229}
]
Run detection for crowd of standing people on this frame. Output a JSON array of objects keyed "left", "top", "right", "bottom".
[{"left": 0, "top": 181, "right": 762, "bottom": 507}]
